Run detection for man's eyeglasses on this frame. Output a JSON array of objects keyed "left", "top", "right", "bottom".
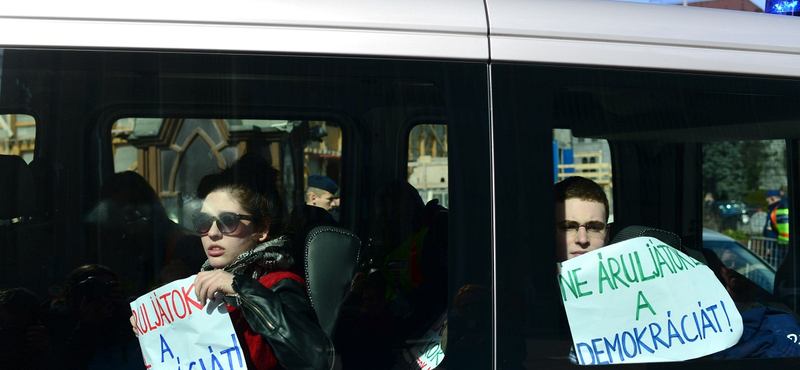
[
  {"left": 192, "top": 212, "right": 253, "bottom": 235},
  {"left": 556, "top": 221, "right": 608, "bottom": 239}
]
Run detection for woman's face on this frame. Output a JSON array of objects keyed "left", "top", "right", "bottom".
[{"left": 199, "top": 190, "right": 268, "bottom": 269}]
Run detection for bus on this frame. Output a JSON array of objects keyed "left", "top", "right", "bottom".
[{"left": 1, "top": 0, "right": 799, "bottom": 368}]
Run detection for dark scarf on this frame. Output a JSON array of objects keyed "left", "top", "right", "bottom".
[{"left": 200, "top": 235, "right": 294, "bottom": 279}]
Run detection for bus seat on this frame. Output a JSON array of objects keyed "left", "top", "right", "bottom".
[
  {"left": 303, "top": 225, "right": 361, "bottom": 338},
  {"left": 611, "top": 225, "right": 707, "bottom": 264},
  {"left": 0, "top": 155, "right": 35, "bottom": 220}
]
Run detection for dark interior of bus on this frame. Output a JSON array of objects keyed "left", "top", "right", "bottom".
[{"left": 2, "top": 49, "right": 800, "bottom": 368}]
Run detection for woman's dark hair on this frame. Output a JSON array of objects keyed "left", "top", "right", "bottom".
[{"left": 196, "top": 154, "right": 287, "bottom": 238}]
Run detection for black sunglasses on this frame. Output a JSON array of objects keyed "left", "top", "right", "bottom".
[{"left": 192, "top": 212, "right": 253, "bottom": 235}]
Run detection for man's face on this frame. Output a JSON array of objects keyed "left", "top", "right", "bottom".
[
  {"left": 556, "top": 198, "right": 608, "bottom": 262},
  {"left": 308, "top": 190, "right": 335, "bottom": 211},
  {"left": 767, "top": 196, "right": 781, "bottom": 206}
]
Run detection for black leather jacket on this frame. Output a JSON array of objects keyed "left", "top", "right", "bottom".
[{"left": 225, "top": 274, "right": 331, "bottom": 370}]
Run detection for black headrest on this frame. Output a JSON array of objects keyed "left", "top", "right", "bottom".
[
  {"left": 0, "top": 155, "right": 35, "bottom": 219},
  {"left": 611, "top": 225, "right": 707, "bottom": 264},
  {"left": 304, "top": 225, "right": 361, "bottom": 338},
  {"left": 611, "top": 225, "right": 683, "bottom": 251}
]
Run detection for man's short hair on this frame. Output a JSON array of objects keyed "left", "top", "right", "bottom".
[
  {"left": 555, "top": 176, "right": 609, "bottom": 220},
  {"left": 306, "top": 186, "right": 324, "bottom": 195}
]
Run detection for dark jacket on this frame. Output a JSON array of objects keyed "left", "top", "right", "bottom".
[
  {"left": 225, "top": 273, "right": 331, "bottom": 370},
  {"left": 714, "top": 306, "right": 800, "bottom": 359}
]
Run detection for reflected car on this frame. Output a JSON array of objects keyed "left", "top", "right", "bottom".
[
  {"left": 708, "top": 200, "right": 760, "bottom": 231},
  {"left": 702, "top": 228, "right": 775, "bottom": 293}
]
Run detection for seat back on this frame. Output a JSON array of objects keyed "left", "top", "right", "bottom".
[
  {"left": 611, "top": 225, "right": 707, "bottom": 264},
  {"left": 303, "top": 225, "right": 361, "bottom": 338},
  {"left": 0, "top": 155, "right": 35, "bottom": 220}
]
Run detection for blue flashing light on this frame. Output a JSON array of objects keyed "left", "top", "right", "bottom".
[{"left": 766, "top": 0, "right": 800, "bottom": 16}]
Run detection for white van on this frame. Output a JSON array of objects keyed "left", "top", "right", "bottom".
[{"left": 1, "top": 0, "right": 799, "bottom": 368}]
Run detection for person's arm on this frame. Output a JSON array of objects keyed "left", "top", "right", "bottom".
[{"left": 225, "top": 274, "right": 331, "bottom": 370}]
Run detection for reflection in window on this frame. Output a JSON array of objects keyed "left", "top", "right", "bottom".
[
  {"left": 554, "top": 128, "right": 614, "bottom": 222},
  {"left": 702, "top": 140, "right": 788, "bottom": 269},
  {"left": 0, "top": 114, "right": 36, "bottom": 163},
  {"left": 110, "top": 118, "right": 313, "bottom": 226},
  {"left": 408, "top": 124, "right": 448, "bottom": 207},
  {"left": 608, "top": 0, "right": 764, "bottom": 13},
  {"left": 303, "top": 121, "right": 342, "bottom": 219}
]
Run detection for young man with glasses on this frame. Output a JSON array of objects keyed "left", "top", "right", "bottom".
[
  {"left": 554, "top": 176, "right": 612, "bottom": 363},
  {"left": 555, "top": 176, "right": 610, "bottom": 262}
]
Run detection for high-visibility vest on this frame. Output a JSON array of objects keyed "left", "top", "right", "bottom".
[{"left": 770, "top": 206, "right": 789, "bottom": 245}]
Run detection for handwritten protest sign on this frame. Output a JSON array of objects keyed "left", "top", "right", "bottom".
[
  {"left": 559, "top": 237, "right": 743, "bottom": 365},
  {"left": 130, "top": 275, "right": 247, "bottom": 370}
]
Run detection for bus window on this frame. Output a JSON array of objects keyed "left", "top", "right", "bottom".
[
  {"left": 0, "top": 114, "right": 39, "bottom": 225},
  {"left": 408, "top": 124, "right": 448, "bottom": 208},
  {"left": 493, "top": 62, "right": 800, "bottom": 365},
  {"left": 31, "top": 51, "right": 490, "bottom": 369},
  {"left": 0, "top": 114, "right": 36, "bottom": 163},
  {"left": 303, "top": 121, "right": 343, "bottom": 220},
  {"left": 554, "top": 128, "right": 614, "bottom": 223},
  {"left": 702, "top": 139, "right": 789, "bottom": 292},
  {"left": 105, "top": 117, "right": 338, "bottom": 294}
]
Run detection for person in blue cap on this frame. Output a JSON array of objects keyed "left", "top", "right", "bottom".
[
  {"left": 306, "top": 174, "right": 339, "bottom": 211},
  {"left": 764, "top": 189, "right": 789, "bottom": 246},
  {"left": 764, "top": 189, "right": 789, "bottom": 269}
]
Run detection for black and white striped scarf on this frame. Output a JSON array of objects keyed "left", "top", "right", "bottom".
[{"left": 200, "top": 235, "right": 294, "bottom": 279}]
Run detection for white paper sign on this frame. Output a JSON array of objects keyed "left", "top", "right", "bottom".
[
  {"left": 559, "top": 237, "right": 743, "bottom": 365},
  {"left": 130, "top": 275, "right": 248, "bottom": 370},
  {"left": 394, "top": 312, "right": 447, "bottom": 370}
]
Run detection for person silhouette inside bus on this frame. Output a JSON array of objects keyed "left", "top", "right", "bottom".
[
  {"left": 43, "top": 264, "right": 140, "bottom": 370},
  {"left": 0, "top": 287, "right": 52, "bottom": 370},
  {"left": 87, "top": 171, "right": 203, "bottom": 296},
  {"left": 336, "top": 179, "right": 448, "bottom": 369}
]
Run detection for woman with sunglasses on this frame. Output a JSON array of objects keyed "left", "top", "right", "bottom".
[{"left": 191, "top": 154, "right": 330, "bottom": 370}]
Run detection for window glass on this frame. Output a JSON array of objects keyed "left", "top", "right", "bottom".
[
  {"left": 303, "top": 121, "right": 342, "bottom": 220},
  {"left": 492, "top": 62, "right": 800, "bottom": 366},
  {"left": 702, "top": 139, "right": 788, "bottom": 273},
  {"left": 0, "top": 49, "right": 490, "bottom": 369},
  {"left": 554, "top": 128, "right": 614, "bottom": 222},
  {"left": 0, "top": 114, "right": 38, "bottom": 226},
  {"left": 0, "top": 114, "right": 36, "bottom": 163},
  {"left": 408, "top": 124, "right": 449, "bottom": 208},
  {"left": 110, "top": 118, "right": 305, "bottom": 224}
]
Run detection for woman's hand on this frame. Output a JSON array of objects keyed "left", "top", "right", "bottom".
[
  {"left": 194, "top": 270, "right": 236, "bottom": 305},
  {"left": 130, "top": 315, "right": 139, "bottom": 337}
]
